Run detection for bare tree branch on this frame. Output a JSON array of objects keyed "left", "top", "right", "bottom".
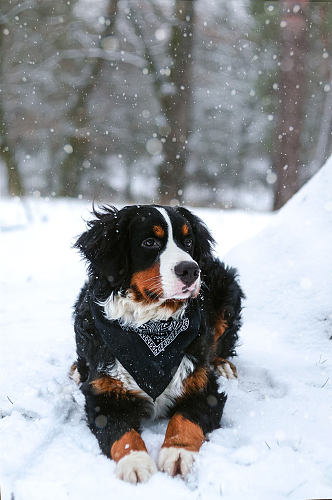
[{"left": 0, "top": 0, "right": 37, "bottom": 25}]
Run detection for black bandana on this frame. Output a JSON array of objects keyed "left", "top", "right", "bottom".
[{"left": 90, "top": 298, "right": 201, "bottom": 400}]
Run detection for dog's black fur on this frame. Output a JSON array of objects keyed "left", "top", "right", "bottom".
[{"left": 72, "top": 205, "right": 244, "bottom": 476}]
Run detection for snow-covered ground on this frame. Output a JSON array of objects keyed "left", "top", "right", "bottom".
[{"left": 1, "top": 160, "right": 332, "bottom": 499}]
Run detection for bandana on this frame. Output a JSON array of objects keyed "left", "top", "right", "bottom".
[{"left": 90, "top": 297, "right": 201, "bottom": 400}]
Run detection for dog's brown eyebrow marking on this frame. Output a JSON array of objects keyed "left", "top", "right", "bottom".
[
  {"left": 182, "top": 224, "right": 189, "bottom": 236},
  {"left": 153, "top": 225, "right": 165, "bottom": 238}
]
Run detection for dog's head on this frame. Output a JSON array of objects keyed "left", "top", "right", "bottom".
[{"left": 75, "top": 205, "right": 215, "bottom": 302}]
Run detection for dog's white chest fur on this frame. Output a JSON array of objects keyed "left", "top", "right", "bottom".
[
  {"left": 99, "top": 292, "right": 186, "bottom": 327},
  {"left": 104, "top": 355, "right": 194, "bottom": 418}
]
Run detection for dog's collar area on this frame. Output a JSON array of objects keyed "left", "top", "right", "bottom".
[{"left": 90, "top": 297, "right": 202, "bottom": 399}]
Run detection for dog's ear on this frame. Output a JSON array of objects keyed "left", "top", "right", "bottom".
[
  {"left": 176, "top": 207, "right": 215, "bottom": 265},
  {"left": 74, "top": 205, "right": 129, "bottom": 287}
]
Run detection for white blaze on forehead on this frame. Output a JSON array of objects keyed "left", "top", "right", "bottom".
[
  {"left": 155, "top": 207, "right": 195, "bottom": 297},
  {"left": 155, "top": 207, "right": 193, "bottom": 265}
]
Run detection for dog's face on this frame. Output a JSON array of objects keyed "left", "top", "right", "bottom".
[
  {"left": 75, "top": 205, "right": 215, "bottom": 303},
  {"left": 129, "top": 206, "right": 200, "bottom": 301}
]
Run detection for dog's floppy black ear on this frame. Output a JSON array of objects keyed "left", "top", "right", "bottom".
[
  {"left": 176, "top": 207, "right": 215, "bottom": 265},
  {"left": 74, "top": 205, "right": 128, "bottom": 287}
]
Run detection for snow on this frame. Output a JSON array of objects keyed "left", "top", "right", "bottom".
[{"left": 1, "top": 159, "right": 332, "bottom": 499}]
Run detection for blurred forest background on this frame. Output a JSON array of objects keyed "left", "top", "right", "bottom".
[{"left": 0, "top": 0, "right": 331, "bottom": 210}]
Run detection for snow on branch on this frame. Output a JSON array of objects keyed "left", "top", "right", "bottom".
[{"left": 41, "top": 48, "right": 145, "bottom": 70}]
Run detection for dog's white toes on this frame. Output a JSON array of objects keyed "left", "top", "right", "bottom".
[
  {"left": 158, "top": 447, "right": 197, "bottom": 479},
  {"left": 116, "top": 451, "right": 157, "bottom": 484},
  {"left": 216, "top": 360, "right": 237, "bottom": 379}
]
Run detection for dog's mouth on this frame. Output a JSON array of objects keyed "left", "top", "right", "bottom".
[
  {"left": 134, "top": 272, "right": 201, "bottom": 303},
  {"left": 163, "top": 279, "right": 201, "bottom": 300}
]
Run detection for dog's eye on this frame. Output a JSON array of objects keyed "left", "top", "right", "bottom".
[
  {"left": 184, "top": 238, "right": 193, "bottom": 249},
  {"left": 141, "top": 238, "right": 161, "bottom": 249}
]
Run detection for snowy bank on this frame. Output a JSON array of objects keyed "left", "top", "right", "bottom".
[{"left": 223, "top": 158, "right": 332, "bottom": 499}]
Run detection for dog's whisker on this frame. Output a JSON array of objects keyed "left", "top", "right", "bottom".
[
  {"left": 145, "top": 287, "right": 162, "bottom": 297},
  {"left": 144, "top": 281, "right": 158, "bottom": 287},
  {"left": 144, "top": 276, "right": 160, "bottom": 282},
  {"left": 140, "top": 277, "right": 162, "bottom": 285}
]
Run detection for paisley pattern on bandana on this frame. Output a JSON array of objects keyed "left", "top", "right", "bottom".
[{"left": 127, "top": 317, "right": 190, "bottom": 356}]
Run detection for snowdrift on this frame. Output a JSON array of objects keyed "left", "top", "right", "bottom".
[
  {"left": 224, "top": 158, "right": 332, "bottom": 498},
  {"left": 229, "top": 158, "right": 332, "bottom": 341}
]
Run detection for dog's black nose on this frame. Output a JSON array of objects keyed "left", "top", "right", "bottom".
[{"left": 174, "top": 261, "right": 200, "bottom": 287}]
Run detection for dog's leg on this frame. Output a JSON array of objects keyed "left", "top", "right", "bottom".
[
  {"left": 201, "top": 258, "right": 244, "bottom": 377},
  {"left": 158, "top": 414, "right": 204, "bottom": 478},
  {"left": 81, "top": 376, "right": 156, "bottom": 484},
  {"left": 212, "top": 317, "right": 238, "bottom": 379},
  {"left": 158, "top": 370, "right": 226, "bottom": 479},
  {"left": 112, "top": 429, "right": 157, "bottom": 484}
]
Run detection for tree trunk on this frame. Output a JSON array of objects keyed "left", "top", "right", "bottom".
[
  {"left": 58, "top": 136, "right": 89, "bottom": 197},
  {"left": 312, "top": 61, "right": 332, "bottom": 173},
  {"left": 312, "top": 6, "right": 332, "bottom": 173},
  {"left": 0, "top": 146, "right": 24, "bottom": 197},
  {"left": 158, "top": 0, "right": 195, "bottom": 205},
  {"left": 273, "top": 0, "right": 308, "bottom": 210},
  {"left": 58, "top": 0, "right": 118, "bottom": 197},
  {"left": 0, "top": 22, "right": 24, "bottom": 196},
  {"left": 0, "top": 115, "right": 24, "bottom": 197}
]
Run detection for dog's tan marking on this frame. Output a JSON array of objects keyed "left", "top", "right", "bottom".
[
  {"left": 91, "top": 376, "right": 125, "bottom": 395},
  {"left": 161, "top": 414, "right": 204, "bottom": 452},
  {"left": 213, "top": 316, "right": 228, "bottom": 346},
  {"left": 90, "top": 376, "right": 142, "bottom": 398},
  {"left": 130, "top": 263, "right": 163, "bottom": 302},
  {"left": 182, "top": 367, "right": 208, "bottom": 395},
  {"left": 69, "top": 361, "right": 77, "bottom": 377},
  {"left": 153, "top": 225, "right": 165, "bottom": 238},
  {"left": 182, "top": 224, "right": 189, "bottom": 236},
  {"left": 161, "top": 299, "right": 186, "bottom": 314},
  {"left": 111, "top": 429, "right": 148, "bottom": 462},
  {"left": 130, "top": 283, "right": 144, "bottom": 301}
]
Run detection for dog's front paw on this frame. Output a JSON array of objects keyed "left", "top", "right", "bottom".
[
  {"left": 158, "top": 447, "right": 197, "bottom": 479},
  {"left": 116, "top": 451, "right": 157, "bottom": 484},
  {"left": 216, "top": 359, "right": 237, "bottom": 379}
]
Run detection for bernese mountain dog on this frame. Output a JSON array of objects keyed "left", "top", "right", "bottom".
[{"left": 71, "top": 204, "right": 243, "bottom": 484}]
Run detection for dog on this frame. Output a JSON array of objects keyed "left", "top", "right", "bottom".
[{"left": 71, "top": 204, "right": 243, "bottom": 483}]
